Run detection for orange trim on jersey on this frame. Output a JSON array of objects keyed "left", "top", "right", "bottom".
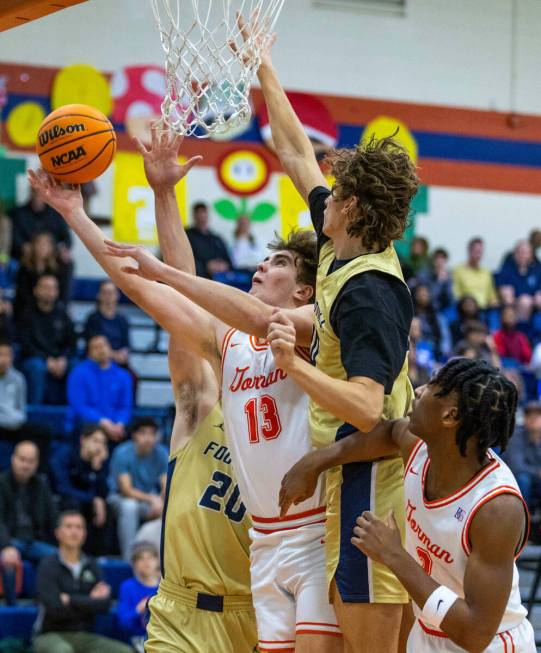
[
  {"left": 258, "top": 640, "right": 295, "bottom": 644},
  {"left": 296, "top": 621, "right": 340, "bottom": 628},
  {"left": 253, "top": 518, "right": 327, "bottom": 534},
  {"left": 404, "top": 440, "right": 424, "bottom": 477},
  {"left": 259, "top": 649, "right": 295, "bottom": 653},
  {"left": 250, "top": 335, "right": 269, "bottom": 351},
  {"left": 252, "top": 505, "right": 326, "bottom": 523},
  {"left": 499, "top": 632, "right": 509, "bottom": 653},
  {"left": 461, "top": 486, "right": 530, "bottom": 557},
  {"left": 418, "top": 619, "right": 449, "bottom": 638},
  {"left": 220, "top": 327, "right": 236, "bottom": 375},
  {"left": 422, "top": 451, "right": 500, "bottom": 509}
]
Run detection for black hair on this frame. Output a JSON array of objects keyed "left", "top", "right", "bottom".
[
  {"left": 468, "top": 237, "right": 483, "bottom": 250},
  {"left": 57, "top": 509, "right": 86, "bottom": 529},
  {"left": 192, "top": 202, "right": 208, "bottom": 213},
  {"left": 431, "top": 357, "right": 517, "bottom": 462},
  {"left": 80, "top": 423, "right": 106, "bottom": 439},
  {"left": 130, "top": 416, "right": 158, "bottom": 435},
  {"left": 0, "top": 338, "right": 12, "bottom": 349}
]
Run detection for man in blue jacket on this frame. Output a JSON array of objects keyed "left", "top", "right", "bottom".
[{"left": 67, "top": 335, "right": 132, "bottom": 442}]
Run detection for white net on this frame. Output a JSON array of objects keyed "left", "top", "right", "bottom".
[{"left": 150, "top": 0, "right": 285, "bottom": 138}]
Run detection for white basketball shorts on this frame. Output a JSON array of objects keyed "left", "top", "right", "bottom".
[{"left": 249, "top": 520, "right": 341, "bottom": 652}]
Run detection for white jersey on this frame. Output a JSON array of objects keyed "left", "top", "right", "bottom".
[
  {"left": 221, "top": 328, "right": 326, "bottom": 528},
  {"left": 404, "top": 441, "right": 529, "bottom": 635}
]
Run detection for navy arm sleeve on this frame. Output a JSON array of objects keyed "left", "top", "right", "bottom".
[{"left": 330, "top": 272, "right": 413, "bottom": 394}]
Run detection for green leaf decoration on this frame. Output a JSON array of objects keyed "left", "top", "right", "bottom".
[
  {"left": 251, "top": 202, "right": 277, "bottom": 222},
  {"left": 214, "top": 199, "right": 239, "bottom": 220}
]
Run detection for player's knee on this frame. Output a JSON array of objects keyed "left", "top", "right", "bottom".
[{"left": 120, "top": 498, "right": 140, "bottom": 515}]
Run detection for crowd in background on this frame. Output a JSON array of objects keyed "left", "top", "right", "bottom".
[{"left": 1, "top": 190, "right": 541, "bottom": 644}]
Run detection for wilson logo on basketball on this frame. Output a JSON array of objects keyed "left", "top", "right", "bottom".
[
  {"left": 38, "top": 123, "right": 86, "bottom": 147},
  {"left": 51, "top": 145, "right": 87, "bottom": 168}
]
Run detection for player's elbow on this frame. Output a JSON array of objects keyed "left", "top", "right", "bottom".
[{"left": 450, "top": 625, "right": 495, "bottom": 653}]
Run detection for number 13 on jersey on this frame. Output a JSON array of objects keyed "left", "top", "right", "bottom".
[{"left": 244, "top": 395, "right": 282, "bottom": 444}]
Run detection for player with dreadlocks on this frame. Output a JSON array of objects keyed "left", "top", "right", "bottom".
[{"left": 278, "top": 358, "right": 535, "bottom": 652}]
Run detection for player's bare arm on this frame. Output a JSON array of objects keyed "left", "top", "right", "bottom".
[
  {"left": 352, "top": 494, "right": 526, "bottom": 653},
  {"left": 104, "top": 239, "right": 314, "bottom": 346},
  {"left": 28, "top": 169, "right": 223, "bottom": 373},
  {"left": 279, "top": 419, "right": 417, "bottom": 516},
  {"left": 236, "top": 15, "right": 326, "bottom": 203},
  {"left": 268, "top": 310, "right": 388, "bottom": 431}
]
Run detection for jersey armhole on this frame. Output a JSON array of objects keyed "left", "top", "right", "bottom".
[
  {"left": 461, "top": 487, "right": 530, "bottom": 558},
  {"left": 294, "top": 346, "right": 312, "bottom": 363},
  {"left": 404, "top": 439, "right": 424, "bottom": 477},
  {"left": 220, "top": 327, "right": 236, "bottom": 375}
]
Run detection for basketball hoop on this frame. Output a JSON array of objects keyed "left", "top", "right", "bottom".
[{"left": 150, "top": 0, "right": 284, "bottom": 138}]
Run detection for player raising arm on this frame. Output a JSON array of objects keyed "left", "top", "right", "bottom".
[{"left": 277, "top": 355, "right": 535, "bottom": 653}]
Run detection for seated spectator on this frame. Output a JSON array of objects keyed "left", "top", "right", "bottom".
[
  {"left": 453, "top": 237, "right": 498, "bottom": 310},
  {"left": 503, "top": 402, "right": 541, "bottom": 514},
  {"left": 407, "top": 317, "right": 435, "bottom": 389},
  {"left": 108, "top": 418, "right": 167, "bottom": 561},
  {"left": 67, "top": 335, "right": 133, "bottom": 442},
  {"left": 533, "top": 342, "right": 541, "bottom": 381},
  {"left": 494, "top": 305, "right": 532, "bottom": 366},
  {"left": 0, "top": 340, "right": 51, "bottom": 467},
  {"left": 416, "top": 247, "right": 454, "bottom": 311},
  {"left": 231, "top": 215, "right": 267, "bottom": 272},
  {"left": 449, "top": 295, "right": 483, "bottom": 346},
  {"left": 405, "top": 235, "right": 430, "bottom": 280},
  {"left": 9, "top": 185, "right": 72, "bottom": 261},
  {"left": 51, "top": 425, "right": 111, "bottom": 556},
  {"left": 0, "top": 288, "right": 14, "bottom": 342},
  {"left": 83, "top": 281, "right": 130, "bottom": 367},
  {"left": 19, "top": 274, "right": 76, "bottom": 404},
  {"left": 497, "top": 240, "right": 541, "bottom": 310},
  {"left": 0, "top": 214, "right": 17, "bottom": 309},
  {"left": 14, "top": 231, "right": 72, "bottom": 321},
  {"left": 0, "top": 442, "right": 56, "bottom": 605},
  {"left": 33, "top": 510, "right": 132, "bottom": 653},
  {"left": 452, "top": 320, "right": 501, "bottom": 367},
  {"left": 117, "top": 542, "right": 159, "bottom": 652},
  {"left": 412, "top": 284, "right": 449, "bottom": 359},
  {"left": 186, "top": 202, "right": 232, "bottom": 278},
  {"left": 530, "top": 229, "right": 541, "bottom": 263}
]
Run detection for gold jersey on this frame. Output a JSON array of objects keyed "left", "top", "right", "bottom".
[
  {"left": 310, "top": 241, "right": 414, "bottom": 599},
  {"left": 160, "top": 402, "right": 252, "bottom": 596}
]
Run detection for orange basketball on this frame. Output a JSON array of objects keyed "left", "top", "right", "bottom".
[{"left": 36, "top": 104, "right": 116, "bottom": 184}]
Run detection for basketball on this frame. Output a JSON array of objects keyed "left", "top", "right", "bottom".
[{"left": 36, "top": 103, "right": 116, "bottom": 184}]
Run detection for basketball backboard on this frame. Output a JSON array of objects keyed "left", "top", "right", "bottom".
[{"left": 0, "top": 0, "right": 88, "bottom": 32}]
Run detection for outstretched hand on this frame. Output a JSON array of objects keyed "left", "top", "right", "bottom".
[
  {"left": 135, "top": 123, "right": 202, "bottom": 190},
  {"left": 104, "top": 239, "right": 166, "bottom": 282},
  {"left": 27, "top": 169, "right": 83, "bottom": 218},
  {"left": 229, "top": 12, "right": 277, "bottom": 70}
]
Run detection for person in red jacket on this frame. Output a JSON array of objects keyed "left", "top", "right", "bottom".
[{"left": 494, "top": 305, "right": 532, "bottom": 365}]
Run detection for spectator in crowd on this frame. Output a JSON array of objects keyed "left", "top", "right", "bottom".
[
  {"left": 51, "top": 425, "right": 111, "bottom": 556},
  {"left": 405, "top": 235, "right": 430, "bottom": 278},
  {"left": 532, "top": 341, "right": 541, "bottom": 381},
  {"left": 0, "top": 288, "right": 14, "bottom": 342},
  {"left": 504, "top": 402, "right": 541, "bottom": 513},
  {"left": 83, "top": 281, "right": 130, "bottom": 367},
  {"left": 0, "top": 340, "right": 51, "bottom": 466},
  {"left": 452, "top": 320, "right": 501, "bottom": 368},
  {"left": 108, "top": 418, "right": 168, "bottom": 561},
  {"left": 449, "top": 295, "right": 483, "bottom": 346},
  {"left": 497, "top": 240, "right": 541, "bottom": 309},
  {"left": 0, "top": 442, "right": 56, "bottom": 605},
  {"left": 0, "top": 214, "right": 17, "bottom": 309},
  {"left": 530, "top": 229, "right": 541, "bottom": 263},
  {"left": 117, "top": 542, "right": 159, "bottom": 651},
  {"left": 494, "top": 304, "right": 533, "bottom": 366},
  {"left": 19, "top": 274, "right": 76, "bottom": 404},
  {"left": 407, "top": 317, "right": 434, "bottom": 389},
  {"left": 14, "top": 231, "right": 72, "bottom": 321},
  {"left": 412, "top": 284, "right": 449, "bottom": 359},
  {"left": 231, "top": 215, "right": 267, "bottom": 272},
  {"left": 453, "top": 237, "right": 498, "bottom": 310},
  {"left": 415, "top": 247, "right": 454, "bottom": 311},
  {"left": 33, "top": 510, "right": 132, "bottom": 653},
  {"left": 67, "top": 335, "right": 133, "bottom": 442},
  {"left": 186, "top": 202, "right": 232, "bottom": 278},
  {"left": 9, "top": 186, "right": 72, "bottom": 261}
]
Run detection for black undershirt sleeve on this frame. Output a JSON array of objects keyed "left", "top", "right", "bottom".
[
  {"left": 330, "top": 272, "right": 412, "bottom": 394},
  {"left": 308, "top": 186, "right": 331, "bottom": 253}
]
